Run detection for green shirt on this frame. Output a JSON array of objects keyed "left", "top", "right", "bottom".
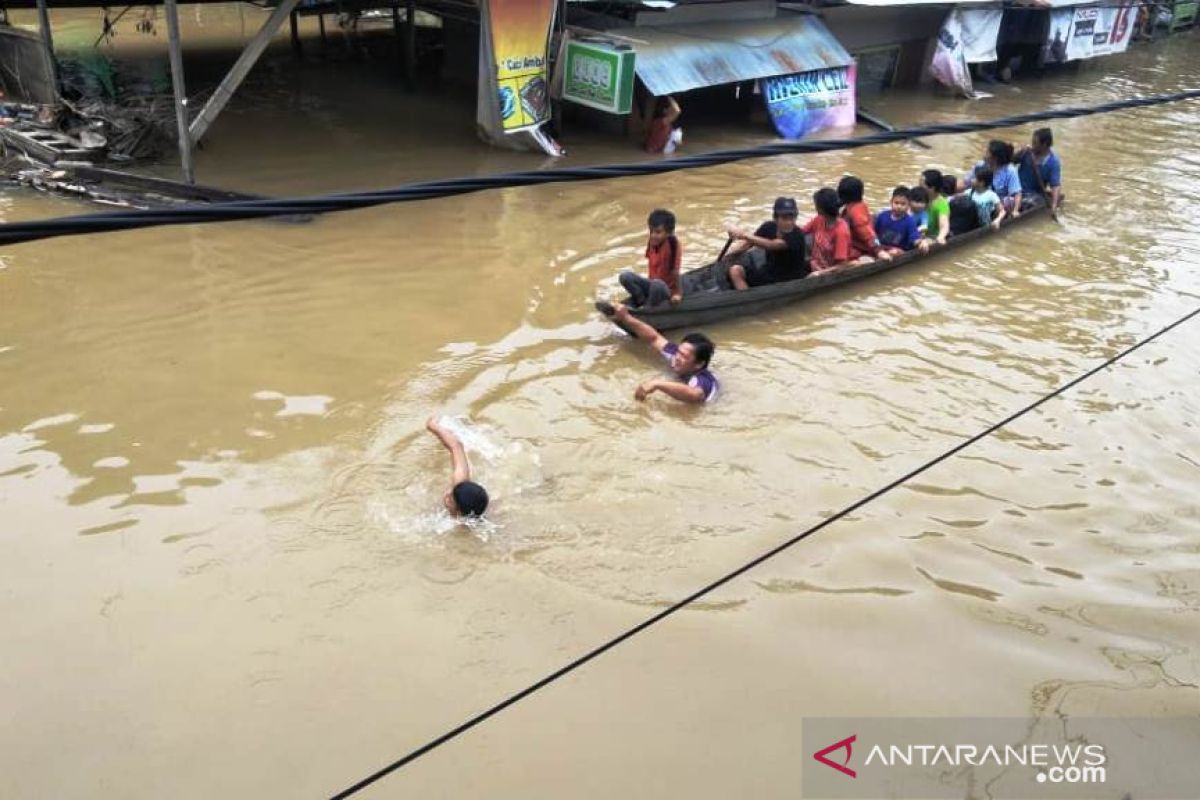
[{"left": 927, "top": 195, "right": 951, "bottom": 239}]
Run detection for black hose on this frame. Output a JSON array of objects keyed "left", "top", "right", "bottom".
[{"left": 1, "top": 88, "right": 1198, "bottom": 249}]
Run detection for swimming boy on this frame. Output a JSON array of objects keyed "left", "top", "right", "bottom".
[
  {"left": 917, "top": 170, "right": 951, "bottom": 253},
  {"left": 426, "top": 416, "right": 489, "bottom": 518},
  {"left": 874, "top": 186, "right": 920, "bottom": 253},
  {"left": 802, "top": 187, "right": 854, "bottom": 274},
  {"left": 619, "top": 208, "right": 681, "bottom": 308},
  {"left": 596, "top": 301, "right": 718, "bottom": 404},
  {"left": 724, "top": 196, "right": 808, "bottom": 290}
]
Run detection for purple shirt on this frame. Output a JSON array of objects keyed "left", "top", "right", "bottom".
[{"left": 662, "top": 342, "right": 719, "bottom": 403}]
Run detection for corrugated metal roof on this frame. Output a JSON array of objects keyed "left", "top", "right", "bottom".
[
  {"left": 839, "top": 0, "right": 994, "bottom": 6},
  {"left": 608, "top": 13, "right": 853, "bottom": 96}
]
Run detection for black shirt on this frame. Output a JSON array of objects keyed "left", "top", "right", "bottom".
[{"left": 754, "top": 221, "right": 809, "bottom": 280}]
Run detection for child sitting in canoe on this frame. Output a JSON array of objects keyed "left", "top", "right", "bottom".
[
  {"left": 874, "top": 186, "right": 920, "bottom": 254},
  {"left": 838, "top": 176, "right": 892, "bottom": 264},
  {"left": 916, "top": 170, "right": 951, "bottom": 253},
  {"left": 619, "top": 208, "right": 681, "bottom": 308},
  {"left": 802, "top": 187, "right": 854, "bottom": 275},
  {"left": 909, "top": 186, "right": 930, "bottom": 238},
  {"left": 968, "top": 166, "right": 1007, "bottom": 230}
]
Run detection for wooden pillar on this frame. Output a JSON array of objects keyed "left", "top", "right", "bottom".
[
  {"left": 405, "top": 0, "right": 417, "bottom": 88},
  {"left": 318, "top": 13, "right": 327, "bottom": 47},
  {"left": 35, "top": 0, "right": 59, "bottom": 91},
  {"left": 164, "top": 0, "right": 195, "bottom": 184},
  {"left": 290, "top": 10, "right": 303, "bottom": 58}
]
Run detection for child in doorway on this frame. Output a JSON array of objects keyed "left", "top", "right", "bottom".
[{"left": 619, "top": 208, "right": 682, "bottom": 308}]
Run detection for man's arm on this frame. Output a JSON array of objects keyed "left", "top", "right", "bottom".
[
  {"left": 426, "top": 417, "right": 470, "bottom": 486},
  {"left": 663, "top": 96, "right": 682, "bottom": 125},
  {"left": 637, "top": 378, "right": 705, "bottom": 404},
  {"left": 609, "top": 303, "right": 669, "bottom": 353},
  {"left": 727, "top": 224, "right": 788, "bottom": 252}
]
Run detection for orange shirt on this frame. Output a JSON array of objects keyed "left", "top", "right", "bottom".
[
  {"left": 645, "top": 236, "right": 681, "bottom": 295},
  {"left": 841, "top": 201, "right": 880, "bottom": 258}
]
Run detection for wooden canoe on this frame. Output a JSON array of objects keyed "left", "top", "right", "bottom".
[{"left": 615, "top": 198, "right": 1052, "bottom": 331}]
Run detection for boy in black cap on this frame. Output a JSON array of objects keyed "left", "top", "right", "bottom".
[
  {"left": 426, "top": 416, "right": 489, "bottom": 518},
  {"left": 723, "top": 196, "right": 809, "bottom": 290}
]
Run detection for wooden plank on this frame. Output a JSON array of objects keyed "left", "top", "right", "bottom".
[
  {"left": 164, "top": 0, "right": 195, "bottom": 184},
  {"left": 187, "top": 0, "right": 302, "bottom": 146}
]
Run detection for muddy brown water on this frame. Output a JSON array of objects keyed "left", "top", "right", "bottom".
[{"left": 1, "top": 7, "right": 1199, "bottom": 798}]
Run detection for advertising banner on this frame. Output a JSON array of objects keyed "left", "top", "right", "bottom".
[
  {"left": 762, "top": 65, "right": 856, "bottom": 140},
  {"left": 561, "top": 40, "right": 636, "bottom": 115},
  {"left": 477, "top": 0, "right": 561, "bottom": 154},
  {"left": 1045, "top": 3, "right": 1136, "bottom": 63}
]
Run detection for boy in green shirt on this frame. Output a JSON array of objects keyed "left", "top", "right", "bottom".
[{"left": 917, "top": 169, "right": 951, "bottom": 253}]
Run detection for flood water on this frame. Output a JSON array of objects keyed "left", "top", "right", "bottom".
[{"left": 2, "top": 7, "right": 1199, "bottom": 798}]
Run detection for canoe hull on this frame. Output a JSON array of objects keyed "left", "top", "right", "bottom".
[{"left": 623, "top": 201, "right": 1051, "bottom": 331}]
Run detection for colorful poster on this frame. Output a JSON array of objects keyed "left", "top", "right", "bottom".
[
  {"left": 483, "top": 0, "right": 556, "bottom": 132},
  {"left": 1045, "top": 3, "right": 1136, "bottom": 63},
  {"left": 762, "top": 65, "right": 856, "bottom": 140},
  {"left": 930, "top": 9, "right": 974, "bottom": 97}
]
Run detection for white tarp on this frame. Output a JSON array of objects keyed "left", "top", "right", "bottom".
[
  {"left": 1045, "top": 3, "right": 1136, "bottom": 62},
  {"left": 929, "top": 9, "right": 974, "bottom": 97},
  {"left": 960, "top": 8, "right": 1003, "bottom": 63}
]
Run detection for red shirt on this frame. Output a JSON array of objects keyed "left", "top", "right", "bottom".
[
  {"left": 802, "top": 216, "right": 851, "bottom": 272},
  {"left": 645, "top": 236, "right": 681, "bottom": 295},
  {"left": 841, "top": 201, "right": 880, "bottom": 258},
  {"left": 645, "top": 118, "right": 672, "bottom": 154}
]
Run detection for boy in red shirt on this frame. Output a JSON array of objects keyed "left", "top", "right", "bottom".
[
  {"left": 838, "top": 175, "right": 892, "bottom": 264},
  {"left": 803, "top": 187, "right": 855, "bottom": 275},
  {"left": 619, "top": 208, "right": 682, "bottom": 308}
]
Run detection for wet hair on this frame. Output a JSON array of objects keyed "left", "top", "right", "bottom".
[
  {"left": 836, "top": 175, "right": 865, "bottom": 204},
  {"left": 813, "top": 186, "right": 841, "bottom": 217},
  {"left": 921, "top": 169, "right": 943, "bottom": 193},
  {"left": 909, "top": 186, "right": 929, "bottom": 205},
  {"left": 647, "top": 208, "right": 676, "bottom": 233},
  {"left": 452, "top": 481, "right": 489, "bottom": 517},
  {"left": 988, "top": 139, "right": 1014, "bottom": 165},
  {"left": 653, "top": 97, "right": 672, "bottom": 118},
  {"left": 892, "top": 185, "right": 910, "bottom": 200},
  {"left": 1034, "top": 128, "right": 1053, "bottom": 147},
  {"left": 974, "top": 166, "right": 994, "bottom": 188},
  {"left": 941, "top": 175, "right": 958, "bottom": 196},
  {"left": 681, "top": 332, "right": 715, "bottom": 369}
]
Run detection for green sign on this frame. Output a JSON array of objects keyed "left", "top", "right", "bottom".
[
  {"left": 1172, "top": 0, "right": 1198, "bottom": 30},
  {"left": 562, "top": 40, "right": 636, "bottom": 115}
]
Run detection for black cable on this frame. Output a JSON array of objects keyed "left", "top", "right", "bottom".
[
  {"left": 2, "top": 88, "right": 1199, "bottom": 248},
  {"left": 328, "top": 304, "right": 1200, "bottom": 799}
]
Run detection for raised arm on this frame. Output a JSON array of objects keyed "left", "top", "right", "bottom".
[
  {"left": 426, "top": 416, "right": 470, "bottom": 487},
  {"left": 663, "top": 96, "right": 682, "bottom": 125},
  {"left": 606, "top": 303, "right": 669, "bottom": 353}
]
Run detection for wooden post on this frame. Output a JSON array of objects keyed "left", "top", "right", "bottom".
[
  {"left": 289, "top": 9, "right": 303, "bottom": 58},
  {"left": 405, "top": 0, "right": 417, "bottom": 88},
  {"left": 164, "top": 0, "right": 195, "bottom": 184},
  {"left": 318, "top": 13, "right": 327, "bottom": 47},
  {"left": 35, "top": 0, "right": 59, "bottom": 91}
]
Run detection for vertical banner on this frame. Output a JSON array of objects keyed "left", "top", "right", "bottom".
[
  {"left": 959, "top": 8, "right": 1003, "bottom": 64},
  {"left": 477, "top": 0, "right": 561, "bottom": 154},
  {"left": 930, "top": 9, "right": 974, "bottom": 97},
  {"left": 1045, "top": 3, "right": 1136, "bottom": 63},
  {"left": 762, "top": 65, "right": 856, "bottom": 140}
]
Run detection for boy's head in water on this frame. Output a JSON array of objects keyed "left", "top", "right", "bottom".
[
  {"left": 427, "top": 416, "right": 489, "bottom": 519},
  {"left": 447, "top": 481, "right": 489, "bottom": 518}
]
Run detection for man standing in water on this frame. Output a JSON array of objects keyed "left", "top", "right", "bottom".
[
  {"left": 596, "top": 301, "right": 718, "bottom": 404},
  {"left": 426, "top": 416, "right": 489, "bottom": 517}
]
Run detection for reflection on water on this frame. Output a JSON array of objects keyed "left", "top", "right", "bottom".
[{"left": 0, "top": 11, "right": 1199, "bottom": 798}]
